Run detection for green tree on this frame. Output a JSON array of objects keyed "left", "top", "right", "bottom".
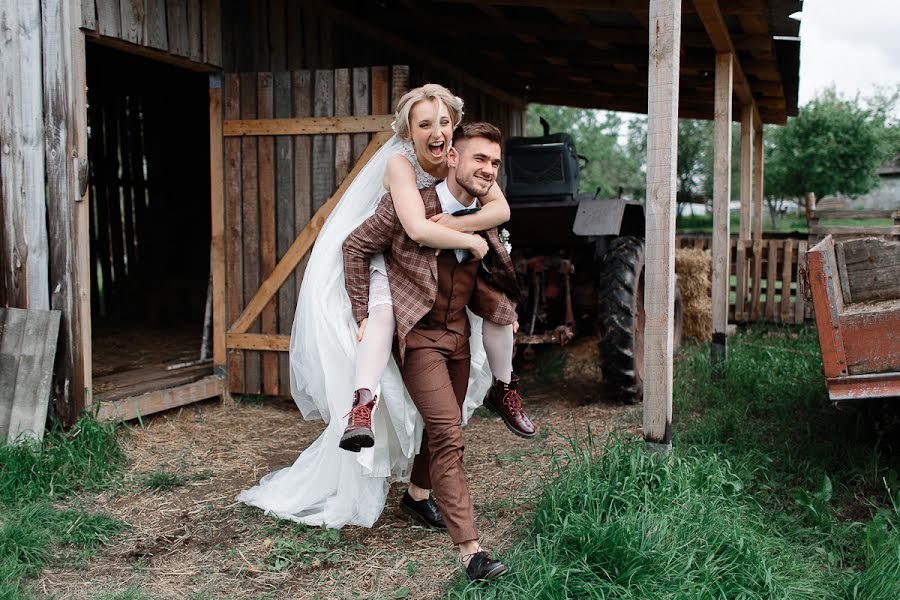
[{"left": 766, "top": 88, "right": 899, "bottom": 202}]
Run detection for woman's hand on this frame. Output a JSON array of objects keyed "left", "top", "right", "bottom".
[
  {"left": 467, "top": 235, "right": 489, "bottom": 260},
  {"left": 357, "top": 318, "right": 368, "bottom": 342}
]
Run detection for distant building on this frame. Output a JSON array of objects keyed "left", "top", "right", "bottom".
[{"left": 819, "top": 155, "right": 900, "bottom": 210}]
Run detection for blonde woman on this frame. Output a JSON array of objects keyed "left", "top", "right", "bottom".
[{"left": 237, "top": 85, "right": 532, "bottom": 530}]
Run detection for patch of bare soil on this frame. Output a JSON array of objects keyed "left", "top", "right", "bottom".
[{"left": 36, "top": 362, "right": 638, "bottom": 599}]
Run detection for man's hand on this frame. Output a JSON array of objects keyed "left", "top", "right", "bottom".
[
  {"left": 357, "top": 317, "right": 368, "bottom": 342},
  {"left": 512, "top": 321, "right": 520, "bottom": 334},
  {"left": 467, "top": 235, "right": 489, "bottom": 260}
]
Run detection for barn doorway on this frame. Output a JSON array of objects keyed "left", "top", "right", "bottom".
[{"left": 85, "top": 45, "right": 218, "bottom": 416}]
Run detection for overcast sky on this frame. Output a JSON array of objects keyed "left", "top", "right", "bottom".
[{"left": 798, "top": 0, "right": 900, "bottom": 105}]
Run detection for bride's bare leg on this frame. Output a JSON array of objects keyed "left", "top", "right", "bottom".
[
  {"left": 481, "top": 321, "right": 513, "bottom": 384},
  {"left": 353, "top": 303, "right": 395, "bottom": 392},
  {"left": 482, "top": 321, "right": 537, "bottom": 438}
]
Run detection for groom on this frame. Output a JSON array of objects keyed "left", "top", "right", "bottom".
[{"left": 342, "top": 122, "right": 518, "bottom": 580}]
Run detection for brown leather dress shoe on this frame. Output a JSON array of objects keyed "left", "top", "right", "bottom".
[
  {"left": 483, "top": 374, "right": 536, "bottom": 439},
  {"left": 339, "top": 389, "right": 376, "bottom": 452}
]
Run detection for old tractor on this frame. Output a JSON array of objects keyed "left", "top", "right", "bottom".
[{"left": 504, "top": 118, "right": 683, "bottom": 404}]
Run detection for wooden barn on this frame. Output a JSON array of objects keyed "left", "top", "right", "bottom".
[{"left": 0, "top": 0, "right": 801, "bottom": 447}]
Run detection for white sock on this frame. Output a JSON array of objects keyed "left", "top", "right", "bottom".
[
  {"left": 482, "top": 321, "right": 514, "bottom": 384},
  {"left": 354, "top": 303, "right": 396, "bottom": 393}
]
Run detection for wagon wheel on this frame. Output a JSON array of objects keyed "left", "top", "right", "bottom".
[{"left": 596, "top": 236, "right": 683, "bottom": 404}]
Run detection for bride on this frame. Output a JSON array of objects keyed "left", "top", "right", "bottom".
[{"left": 236, "top": 84, "right": 529, "bottom": 529}]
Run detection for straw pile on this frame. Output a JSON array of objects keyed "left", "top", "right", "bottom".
[{"left": 675, "top": 247, "right": 712, "bottom": 340}]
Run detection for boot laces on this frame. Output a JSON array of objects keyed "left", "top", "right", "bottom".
[
  {"left": 502, "top": 389, "right": 523, "bottom": 415},
  {"left": 345, "top": 402, "right": 373, "bottom": 428}
]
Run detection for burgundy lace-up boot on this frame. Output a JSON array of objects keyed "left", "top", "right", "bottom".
[
  {"left": 483, "top": 374, "right": 536, "bottom": 439},
  {"left": 339, "top": 389, "right": 377, "bottom": 452}
]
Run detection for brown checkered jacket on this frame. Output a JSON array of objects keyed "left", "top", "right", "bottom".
[{"left": 342, "top": 184, "right": 520, "bottom": 362}]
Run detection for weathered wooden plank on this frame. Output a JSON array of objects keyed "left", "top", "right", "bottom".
[
  {"left": 795, "top": 240, "right": 808, "bottom": 324},
  {"left": 144, "top": 0, "right": 168, "bottom": 50},
  {"left": 711, "top": 52, "right": 733, "bottom": 356},
  {"left": 203, "top": 0, "right": 221, "bottom": 66},
  {"left": 739, "top": 105, "right": 753, "bottom": 239},
  {"left": 257, "top": 73, "right": 279, "bottom": 396},
  {"left": 96, "top": 0, "right": 121, "bottom": 37},
  {"left": 811, "top": 225, "right": 900, "bottom": 237},
  {"left": 187, "top": 0, "right": 202, "bottom": 62},
  {"left": 352, "top": 67, "right": 370, "bottom": 162},
  {"left": 94, "top": 373, "right": 225, "bottom": 422},
  {"left": 312, "top": 69, "right": 334, "bottom": 211},
  {"left": 240, "top": 71, "right": 261, "bottom": 395},
  {"left": 334, "top": 68, "right": 352, "bottom": 186},
  {"left": 292, "top": 70, "right": 312, "bottom": 298},
  {"left": 835, "top": 240, "right": 853, "bottom": 305},
  {"left": 223, "top": 74, "right": 244, "bottom": 393},
  {"left": 120, "top": 0, "right": 144, "bottom": 44},
  {"left": 209, "top": 75, "right": 226, "bottom": 368},
  {"left": 223, "top": 115, "right": 395, "bottom": 137},
  {"left": 166, "top": 0, "right": 189, "bottom": 57},
  {"left": 841, "top": 304, "right": 900, "bottom": 376},
  {"left": 1, "top": 0, "right": 50, "bottom": 310},
  {"left": 643, "top": 0, "right": 681, "bottom": 449},
  {"left": 228, "top": 132, "right": 393, "bottom": 336},
  {"left": 274, "top": 71, "right": 294, "bottom": 392},
  {"left": 812, "top": 209, "right": 897, "bottom": 220},
  {"left": 780, "top": 239, "right": 794, "bottom": 322},
  {"left": 0, "top": 310, "right": 27, "bottom": 440},
  {"left": 764, "top": 239, "right": 778, "bottom": 321},
  {"left": 81, "top": 0, "right": 97, "bottom": 30},
  {"left": 371, "top": 66, "right": 389, "bottom": 115},
  {"left": 391, "top": 65, "right": 410, "bottom": 110},
  {"left": 0, "top": 308, "right": 61, "bottom": 443},
  {"left": 839, "top": 238, "right": 900, "bottom": 303},
  {"left": 42, "top": 0, "right": 84, "bottom": 422}
]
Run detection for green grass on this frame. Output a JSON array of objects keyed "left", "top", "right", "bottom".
[
  {"left": 446, "top": 326, "right": 900, "bottom": 598},
  {"left": 677, "top": 212, "right": 894, "bottom": 234},
  {"left": 0, "top": 417, "right": 127, "bottom": 598}
]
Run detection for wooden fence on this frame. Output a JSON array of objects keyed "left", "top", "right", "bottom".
[
  {"left": 676, "top": 234, "right": 810, "bottom": 325},
  {"left": 221, "top": 65, "right": 407, "bottom": 397}
]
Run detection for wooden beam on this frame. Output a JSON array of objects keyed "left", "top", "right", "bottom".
[
  {"left": 304, "top": 1, "right": 526, "bottom": 109},
  {"left": 209, "top": 76, "right": 227, "bottom": 368},
  {"left": 711, "top": 52, "right": 733, "bottom": 363},
  {"left": 643, "top": 0, "right": 681, "bottom": 451},
  {"left": 227, "top": 333, "right": 290, "bottom": 352},
  {"left": 223, "top": 115, "right": 394, "bottom": 137},
  {"left": 752, "top": 125, "right": 764, "bottom": 240},
  {"left": 83, "top": 30, "right": 219, "bottom": 71},
  {"left": 93, "top": 374, "right": 226, "bottom": 422},
  {"left": 739, "top": 105, "right": 753, "bottom": 240},
  {"left": 692, "top": 0, "right": 761, "bottom": 128},
  {"left": 229, "top": 131, "right": 393, "bottom": 335}
]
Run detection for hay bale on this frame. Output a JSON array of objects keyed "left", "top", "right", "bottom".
[{"left": 675, "top": 248, "right": 712, "bottom": 340}]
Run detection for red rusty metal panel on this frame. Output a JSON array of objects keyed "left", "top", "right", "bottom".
[{"left": 827, "top": 372, "right": 900, "bottom": 402}]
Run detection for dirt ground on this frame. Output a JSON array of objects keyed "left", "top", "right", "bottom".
[{"left": 37, "top": 341, "right": 639, "bottom": 600}]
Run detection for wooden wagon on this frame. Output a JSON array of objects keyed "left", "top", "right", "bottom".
[{"left": 806, "top": 235, "right": 900, "bottom": 401}]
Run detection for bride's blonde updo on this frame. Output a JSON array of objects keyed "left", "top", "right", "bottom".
[{"left": 391, "top": 83, "right": 464, "bottom": 139}]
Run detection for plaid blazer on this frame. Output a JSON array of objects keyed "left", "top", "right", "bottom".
[{"left": 343, "top": 184, "right": 520, "bottom": 362}]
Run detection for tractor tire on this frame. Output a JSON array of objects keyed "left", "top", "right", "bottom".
[{"left": 596, "top": 236, "right": 684, "bottom": 404}]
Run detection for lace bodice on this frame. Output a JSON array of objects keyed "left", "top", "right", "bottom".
[{"left": 395, "top": 140, "right": 439, "bottom": 189}]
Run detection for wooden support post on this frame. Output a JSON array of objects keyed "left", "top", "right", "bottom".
[
  {"left": 208, "top": 75, "right": 227, "bottom": 370},
  {"left": 753, "top": 125, "right": 764, "bottom": 241},
  {"left": 735, "top": 105, "right": 753, "bottom": 320},
  {"left": 643, "top": 0, "right": 681, "bottom": 451},
  {"left": 711, "top": 52, "right": 733, "bottom": 366}
]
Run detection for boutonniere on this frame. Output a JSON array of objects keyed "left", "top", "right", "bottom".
[{"left": 499, "top": 228, "right": 512, "bottom": 254}]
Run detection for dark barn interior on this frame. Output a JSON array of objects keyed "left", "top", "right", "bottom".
[{"left": 85, "top": 44, "right": 212, "bottom": 395}]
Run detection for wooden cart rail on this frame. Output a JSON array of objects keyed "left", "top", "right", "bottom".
[{"left": 806, "top": 235, "right": 900, "bottom": 402}]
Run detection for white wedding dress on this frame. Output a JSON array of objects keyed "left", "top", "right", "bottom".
[{"left": 236, "top": 135, "right": 494, "bottom": 528}]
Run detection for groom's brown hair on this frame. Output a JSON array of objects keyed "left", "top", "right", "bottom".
[{"left": 452, "top": 122, "right": 502, "bottom": 149}]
